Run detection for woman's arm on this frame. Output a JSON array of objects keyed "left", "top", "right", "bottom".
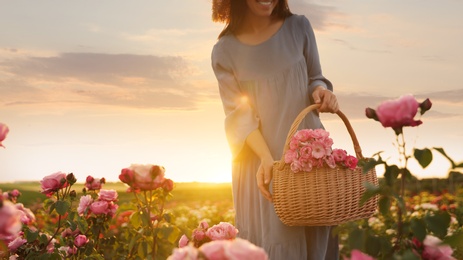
[{"left": 245, "top": 129, "right": 273, "bottom": 202}]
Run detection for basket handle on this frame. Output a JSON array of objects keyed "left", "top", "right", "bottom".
[{"left": 277, "top": 104, "right": 364, "bottom": 169}]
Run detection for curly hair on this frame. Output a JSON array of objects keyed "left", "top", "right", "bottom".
[{"left": 212, "top": 0, "right": 292, "bottom": 39}]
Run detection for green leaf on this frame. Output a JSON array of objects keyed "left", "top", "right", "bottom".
[
  {"left": 360, "top": 182, "right": 380, "bottom": 206},
  {"left": 49, "top": 202, "right": 56, "bottom": 214},
  {"left": 384, "top": 165, "right": 400, "bottom": 187},
  {"left": 443, "top": 230, "right": 463, "bottom": 248},
  {"left": 425, "top": 211, "right": 451, "bottom": 238},
  {"left": 410, "top": 218, "right": 427, "bottom": 241},
  {"left": 77, "top": 216, "right": 88, "bottom": 233},
  {"left": 130, "top": 211, "right": 142, "bottom": 228},
  {"left": 362, "top": 158, "right": 381, "bottom": 174},
  {"left": 433, "top": 147, "right": 456, "bottom": 168},
  {"left": 55, "top": 200, "right": 70, "bottom": 215},
  {"left": 379, "top": 196, "right": 391, "bottom": 216},
  {"left": 348, "top": 228, "right": 365, "bottom": 251},
  {"left": 414, "top": 148, "right": 433, "bottom": 168},
  {"left": 365, "top": 235, "right": 381, "bottom": 257},
  {"left": 25, "top": 228, "right": 39, "bottom": 243},
  {"left": 400, "top": 249, "right": 421, "bottom": 260}
]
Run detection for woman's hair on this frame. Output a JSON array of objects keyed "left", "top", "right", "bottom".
[{"left": 212, "top": 0, "right": 293, "bottom": 39}]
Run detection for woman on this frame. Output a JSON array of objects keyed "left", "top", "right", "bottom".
[{"left": 211, "top": 0, "right": 339, "bottom": 259}]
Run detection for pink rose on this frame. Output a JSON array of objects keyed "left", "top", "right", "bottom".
[
  {"left": 178, "top": 234, "right": 189, "bottom": 248},
  {"left": 198, "top": 220, "right": 209, "bottom": 230},
  {"left": 0, "top": 201, "right": 22, "bottom": 242},
  {"left": 119, "top": 168, "right": 135, "bottom": 185},
  {"left": 108, "top": 202, "right": 118, "bottom": 216},
  {"left": 90, "top": 200, "right": 109, "bottom": 215},
  {"left": 375, "top": 95, "right": 422, "bottom": 131},
  {"left": 78, "top": 195, "right": 93, "bottom": 216},
  {"left": 290, "top": 161, "right": 303, "bottom": 173},
  {"left": 162, "top": 179, "right": 174, "bottom": 192},
  {"left": 9, "top": 189, "right": 21, "bottom": 198},
  {"left": 85, "top": 176, "right": 104, "bottom": 190},
  {"left": 98, "top": 189, "right": 118, "bottom": 202},
  {"left": 347, "top": 249, "right": 374, "bottom": 260},
  {"left": 168, "top": 244, "right": 199, "bottom": 260},
  {"left": 192, "top": 229, "right": 206, "bottom": 241},
  {"left": 225, "top": 238, "right": 268, "bottom": 260},
  {"left": 15, "top": 203, "right": 35, "bottom": 225},
  {"left": 422, "top": 235, "right": 455, "bottom": 260},
  {"left": 294, "top": 129, "right": 310, "bottom": 142},
  {"left": 40, "top": 171, "right": 69, "bottom": 196},
  {"left": 311, "top": 141, "right": 328, "bottom": 159},
  {"left": 332, "top": 149, "right": 347, "bottom": 163},
  {"left": 8, "top": 236, "right": 26, "bottom": 252},
  {"left": 74, "top": 234, "right": 89, "bottom": 247},
  {"left": 121, "top": 164, "right": 166, "bottom": 191},
  {"left": 284, "top": 149, "right": 298, "bottom": 164},
  {"left": 0, "top": 123, "right": 9, "bottom": 148},
  {"left": 199, "top": 240, "right": 228, "bottom": 260},
  {"left": 344, "top": 156, "right": 359, "bottom": 170},
  {"left": 61, "top": 227, "right": 80, "bottom": 238},
  {"left": 206, "top": 222, "right": 238, "bottom": 241}
]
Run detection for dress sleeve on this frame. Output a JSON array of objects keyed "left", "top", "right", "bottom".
[
  {"left": 301, "top": 15, "right": 333, "bottom": 93},
  {"left": 211, "top": 44, "right": 260, "bottom": 160}
]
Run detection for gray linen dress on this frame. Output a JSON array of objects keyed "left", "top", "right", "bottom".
[{"left": 211, "top": 14, "right": 339, "bottom": 260}]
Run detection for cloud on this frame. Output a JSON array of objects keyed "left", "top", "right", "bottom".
[
  {"left": 290, "top": 0, "right": 348, "bottom": 31},
  {"left": 0, "top": 52, "right": 217, "bottom": 109}
]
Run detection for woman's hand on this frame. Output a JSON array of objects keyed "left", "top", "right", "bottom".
[
  {"left": 312, "top": 86, "right": 339, "bottom": 113},
  {"left": 256, "top": 156, "right": 273, "bottom": 202}
]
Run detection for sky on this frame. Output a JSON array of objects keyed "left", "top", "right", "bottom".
[{"left": 0, "top": 0, "right": 462, "bottom": 184}]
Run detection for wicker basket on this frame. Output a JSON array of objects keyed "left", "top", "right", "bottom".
[{"left": 272, "top": 104, "right": 378, "bottom": 226}]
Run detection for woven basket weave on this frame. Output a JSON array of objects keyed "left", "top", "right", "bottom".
[{"left": 272, "top": 104, "right": 378, "bottom": 226}]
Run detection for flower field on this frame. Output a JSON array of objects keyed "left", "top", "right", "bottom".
[{"left": 1, "top": 95, "right": 463, "bottom": 259}]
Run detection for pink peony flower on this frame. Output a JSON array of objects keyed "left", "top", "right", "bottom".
[
  {"left": 0, "top": 123, "right": 9, "bottom": 148},
  {"left": 422, "top": 235, "right": 455, "bottom": 260},
  {"left": 178, "top": 234, "right": 189, "bottom": 248},
  {"left": 375, "top": 95, "right": 422, "bottom": 131},
  {"left": 40, "top": 171, "right": 69, "bottom": 196},
  {"left": 168, "top": 244, "right": 199, "bottom": 260},
  {"left": 98, "top": 189, "right": 118, "bottom": 202},
  {"left": 9, "top": 189, "right": 20, "bottom": 198},
  {"left": 224, "top": 238, "right": 268, "bottom": 260},
  {"left": 0, "top": 201, "right": 22, "bottom": 242},
  {"left": 8, "top": 236, "right": 26, "bottom": 252},
  {"left": 74, "top": 234, "right": 89, "bottom": 247},
  {"left": 90, "top": 200, "right": 109, "bottom": 215},
  {"left": 348, "top": 249, "right": 374, "bottom": 260},
  {"left": 206, "top": 222, "right": 239, "bottom": 241},
  {"left": 77, "top": 195, "right": 93, "bottom": 216},
  {"left": 85, "top": 176, "right": 105, "bottom": 190}
]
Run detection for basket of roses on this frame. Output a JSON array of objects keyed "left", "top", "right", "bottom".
[{"left": 272, "top": 104, "right": 378, "bottom": 226}]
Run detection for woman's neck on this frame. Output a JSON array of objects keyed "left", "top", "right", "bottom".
[{"left": 235, "top": 15, "right": 283, "bottom": 45}]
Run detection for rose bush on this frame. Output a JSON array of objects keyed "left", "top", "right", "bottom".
[{"left": 339, "top": 95, "right": 463, "bottom": 259}]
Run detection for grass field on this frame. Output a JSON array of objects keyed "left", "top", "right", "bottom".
[{"left": 0, "top": 181, "right": 233, "bottom": 207}]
